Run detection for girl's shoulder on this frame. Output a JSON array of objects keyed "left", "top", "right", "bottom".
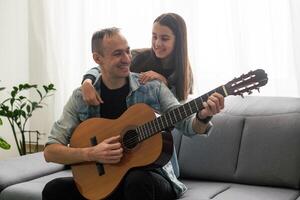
[
  {"left": 131, "top": 48, "right": 152, "bottom": 59},
  {"left": 130, "top": 48, "right": 156, "bottom": 73}
]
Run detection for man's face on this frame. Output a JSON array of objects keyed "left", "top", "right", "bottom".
[{"left": 97, "top": 33, "right": 132, "bottom": 79}]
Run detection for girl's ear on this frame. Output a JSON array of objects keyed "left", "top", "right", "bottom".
[{"left": 93, "top": 52, "right": 103, "bottom": 65}]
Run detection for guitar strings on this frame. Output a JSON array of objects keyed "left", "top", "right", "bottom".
[
  {"left": 123, "top": 91, "right": 213, "bottom": 147},
  {"left": 121, "top": 103, "right": 200, "bottom": 147}
]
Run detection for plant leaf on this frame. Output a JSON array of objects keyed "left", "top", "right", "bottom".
[
  {"left": 21, "top": 110, "right": 26, "bottom": 118},
  {"left": 10, "top": 98, "right": 15, "bottom": 106},
  {"left": 26, "top": 105, "right": 31, "bottom": 113},
  {"left": 11, "top": 90, "right": 17, "bottom": 97},
  {"left": 43, "top": 85, "right": 48, "bottom": 93},
  {"left": 20, "top": 102, "right": 26, "bottom": 109},
  {"left": 0, "top": 137, "right": 11, "bottom": 150},
  {"left": 27, "top": 84, "right": 37, "bottom": 89},
  {"left": 31, "top": 102, "right": 38, "bottom": 110},
  {"left": 36, "top": 89, "right": 42, "bottom": 99},
  {"left": 13, "top": 109, "right": 21, "bottom": 118},
  {"left": 19, "top": 84, "right": 24, "bottom": 90},
  {"left": 19, "top": 96, "right": 26, "bottom": 100},
  {"left": 48, "top": 83, "right": 56, "bottom": 91}
]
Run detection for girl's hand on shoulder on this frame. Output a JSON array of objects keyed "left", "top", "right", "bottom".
[
  {"left": 81, "top": 79, "right": 103, "bottom": 105},
  {"left": 139, "top": 70, "right": 168, "bottom": 85}
]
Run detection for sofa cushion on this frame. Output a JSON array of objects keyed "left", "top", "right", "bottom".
[
  {"left": 0, "top": 170, "right": 72, "bottom": 200},
  {"left": 179, "top": 180, "right": 231, "bottom": 200},
  {"left": 213, "top": 183, "right": 299, "bottom": 200},
  {"left": 178, "top": 114, "right": 244, "bottom": 181},
  {"left": 0, "top": 152, "right": 65, "bottom": 192},
  {"left": 235, "top": 113, "right": 300, "bottom": 189},
  {"left": 180, "top": 181, "right": 299, "bottom": 200}
]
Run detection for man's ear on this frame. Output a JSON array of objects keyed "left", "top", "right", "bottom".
[{"left": 93, "top": 52, "right": 103, "bottom": 65}]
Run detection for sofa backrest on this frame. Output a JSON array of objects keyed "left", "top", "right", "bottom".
[{"left": 174, "top": 96, "right": 300, "bottom": 189}]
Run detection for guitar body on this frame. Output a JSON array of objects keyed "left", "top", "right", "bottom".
[{"left": 70, "top": 103, "right": 173, "bottom": 200}]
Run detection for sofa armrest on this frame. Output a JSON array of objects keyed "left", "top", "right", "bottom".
[{"left": 0, "top": 152, "right": 65, "bottom": 192}]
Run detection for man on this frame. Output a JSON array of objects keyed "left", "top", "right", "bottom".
[{"left": 42, "top": 27, "right": 224, "bottom": 200}]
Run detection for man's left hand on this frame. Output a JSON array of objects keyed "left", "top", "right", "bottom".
[{"left": 197, "top": 92, "right": 224, "bottom": 119}]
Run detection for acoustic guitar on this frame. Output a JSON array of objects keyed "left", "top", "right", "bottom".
[{"left": 70, "top": 69, "right": 268, "bottom": 200}]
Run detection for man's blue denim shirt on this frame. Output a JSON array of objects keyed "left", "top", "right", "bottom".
[{"left": 47, "top": 72, "right": 210, "bottom": 197}]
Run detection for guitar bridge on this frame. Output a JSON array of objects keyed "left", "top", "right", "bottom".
[{"left": 90, "top": 136, "right": 105, "bottom": 176}]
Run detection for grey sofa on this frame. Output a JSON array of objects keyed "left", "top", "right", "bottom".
[{"left": 1, "top": 96, "right": 300, "bottom": 200}]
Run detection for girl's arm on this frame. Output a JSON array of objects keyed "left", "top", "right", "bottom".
[{"left": 81, "top": 67, "right": 102, "bottom": 105}]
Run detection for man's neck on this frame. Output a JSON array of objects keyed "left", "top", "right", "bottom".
[{"left": 101, "top": 75, "right": 128, "bottom": 90}]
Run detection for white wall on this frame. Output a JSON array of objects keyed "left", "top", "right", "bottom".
[
  {"left": 291, "top": 0, "right": 300, "bottom": 92},
  {"left": 27, "top": 1, "right": 56, "bottom": 147},
  {"left": 0, "top": 0, "right": 29, "bottom": 159}
]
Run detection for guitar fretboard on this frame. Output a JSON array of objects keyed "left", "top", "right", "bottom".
[{"left": 135, "top": 85, "right": 228, "bottom": 142}]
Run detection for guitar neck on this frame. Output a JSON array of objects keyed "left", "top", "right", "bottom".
[{"left": 136, "top": 85, "right": 228, "bottom": 142}]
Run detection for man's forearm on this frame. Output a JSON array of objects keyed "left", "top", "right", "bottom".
[{"left": 44, "top": 143, "right": 91, "bottom": 165}]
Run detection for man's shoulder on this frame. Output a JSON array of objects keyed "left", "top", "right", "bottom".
[
  {"left": 129, "top": 73, "right": 163, "bottom": 97},
  {"left": 129, "top": 72, "right": 140, "bottom": 79},
  {"left": 68, "top": 87, "right": 87, "bottom": 109},
  {"left": 72, "top": 87, "right": 83, "bottom": 97},
  {"left": 129, "top": 72, "right": 161, "bottom": 87}
]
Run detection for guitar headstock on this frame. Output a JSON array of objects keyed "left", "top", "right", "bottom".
[{"left": 225, "top": 69, "right": 268, "bottom": 97}]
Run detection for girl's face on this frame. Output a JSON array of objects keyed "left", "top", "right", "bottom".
[{"left": 152, "top": 22, "right": 175, "bottom": 59}]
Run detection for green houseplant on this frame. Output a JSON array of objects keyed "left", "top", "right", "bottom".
[
  {"left": 0, "top": 83, "right": 55, "bottom": 155},
  {"left": 0, "top": 85, "right": 10, "bottom": 150},
  {"left": 0, "top": 115, "right": 11, "bottom": 150}
]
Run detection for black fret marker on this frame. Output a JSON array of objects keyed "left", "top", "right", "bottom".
[{"left": 90, "top": 136, "right": 105, "bottom": 176}]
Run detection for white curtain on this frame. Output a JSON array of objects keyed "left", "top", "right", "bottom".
[{"left": 26, "top": 0, "right": 300, "bottom": 141}]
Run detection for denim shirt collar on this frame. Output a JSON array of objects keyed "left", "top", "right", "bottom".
[{"left": 88, "top": 72, "right": 140, "bottom": 118}]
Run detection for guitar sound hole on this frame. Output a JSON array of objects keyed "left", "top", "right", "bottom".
[{"left": 122, "top": 130, "right": 138, "bottom": 150}]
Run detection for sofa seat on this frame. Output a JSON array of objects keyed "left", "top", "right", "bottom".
[
  {"left": 0, "top": 170, "right": 72, "bottom": 200},
  {"left": 181, "top": 180, "right": 300, "bottom": 200}
]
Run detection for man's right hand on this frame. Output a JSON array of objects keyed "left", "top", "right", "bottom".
[
  {"left": 81, "top": 79, "right": 103, "bottom": 105},
  {"left": 87, "top": 135, "right": 123, "bottom": 164}
]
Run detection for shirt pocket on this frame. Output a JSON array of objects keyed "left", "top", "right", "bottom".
[{"left": 133, "top": 92, "right": 160, "bottom": 112}]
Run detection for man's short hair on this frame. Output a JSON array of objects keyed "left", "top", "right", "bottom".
[{"left": 91, "top": 27, "right": 120, "bottom": 55}]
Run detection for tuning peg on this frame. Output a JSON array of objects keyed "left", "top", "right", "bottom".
[
  {"left": 248, "top": 91, "right": 252, "bottom": 95},
  {"left": 257, "top": 88, "right": 260, "bottom": 93}
]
